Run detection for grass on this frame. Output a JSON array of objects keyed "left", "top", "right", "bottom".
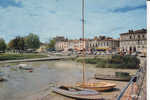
[
  {"left": 76, "top": 55, "right": 140, "bottom": 69},
  {"left": 0, "top": 53, "right": 48, "bottom": 61}
]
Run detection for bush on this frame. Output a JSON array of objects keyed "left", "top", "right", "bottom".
[
  {"left": 78, "top": 55, "right": 140, "bottom": 69},
  {"left": 96, "top": 61, "right": 106, "bottom": 68},
  {"left": 0, "top": 53, "right": 47, "bottom": 61}
]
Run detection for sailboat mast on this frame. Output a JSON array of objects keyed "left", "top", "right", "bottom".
[
  {"left": 82, "top": 0, "right": 85, "bottom": 39},
  {"left": 82, "top": 0, "right": 85, "bottom": 84}
]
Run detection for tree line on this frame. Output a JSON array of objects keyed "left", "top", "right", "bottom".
[
  {"left": 0, "top": 33, "right": 56, "bottom": 53},
  {"left": 0, "top": 33, "right": 40, "bottom": 53}
]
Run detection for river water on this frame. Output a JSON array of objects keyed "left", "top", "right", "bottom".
[{"left": 0, "top": 60, "right": 137, "bottom": 100}]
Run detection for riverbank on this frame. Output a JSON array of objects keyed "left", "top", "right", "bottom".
[
  {"left": 76, "top": 55, "right": 140, "bottom": 69},
  {"left": 0, "top": 53, "right": 48, "bottom": 61},
  {"left": 0, "top": 55, "right": 77, "bottom": 64}
]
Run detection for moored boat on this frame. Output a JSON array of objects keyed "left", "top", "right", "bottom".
[
  {"left": 75, "top": 0, "right": 116, "bottom": 92},
  {"left": 52, "top": 85, "right": 103, "bottom": 100},
  {"left": 76, "top": 82, "right": 116, "bottom": 91},
  {"left": 0, "top": 77, "right": 5, "bottom": 81},
  {"left": 95, "top": 74, "right": 131, "bottom": 81},
  {"left": 18, "top": 64, "right": 33, "bottom": 70},
  {"left": 0, "top": 72, "right": 6, "bottom": 81}
]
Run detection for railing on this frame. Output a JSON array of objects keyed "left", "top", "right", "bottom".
[{"left": 116, "top": 61, "right": 146, "bottom": 100}]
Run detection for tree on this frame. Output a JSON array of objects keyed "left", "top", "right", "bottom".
[
  {"left": 8, "top": 36, "right": 25, "bottom": 53},
  {"left": 24, "top": 33, "right": 40, "bottom": 49},
  {"left": 48, "top": 39, "right": 56, "bottom": 49},
  {"left": 0, "top": 38, "right": 6, "bottom": 52},
  {"left": 8, "top": 39, "right": 16, "bottom": 50}
]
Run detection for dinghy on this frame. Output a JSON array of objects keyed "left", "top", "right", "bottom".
[
  {"left": 52, "top": 85, "right": 103, "bottom": 100},
  {"left": 18, "top": 64, "right": 33, "bottom": 70},
  {"left": 76, "top": 82, "right": 116, "bottom": 91},
  {"left": 75, "top": 0, "right": 116, "bottom": 92},
  {"left": 95, "top": 74, "right": 131, "bottom": 81},
  {"left": 0, "top": 77, "right": 5, "bottom": 81},
  {"left": 0, "top": 72, "right": 6, "bottom": 81}
]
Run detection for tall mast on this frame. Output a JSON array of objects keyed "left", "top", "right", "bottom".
[{"left": 82, "top": 0, "right": 85, "bottom": 84}]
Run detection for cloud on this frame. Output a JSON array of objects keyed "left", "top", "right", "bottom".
[
  {"left": 0, "top": 0, "right": 146, "bottom": 43},
  {"left": 0, "top": 0, "right": 23, "bottom": 8},
  {"left": 112, "top": 4, "right": 146, "bottom": 13},
  {"left": 49, "top": 10, "right": 56, "bottom": 14}
]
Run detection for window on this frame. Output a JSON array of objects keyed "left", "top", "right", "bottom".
[
  {"left": 143, "top": 35, "right": 145, "bottom": 38},
  {"left": 138, "top": 46, "right": 140, "bottom": 48},
  {"left": 138, "top": 35, "right": 140, "bottom": 39}
]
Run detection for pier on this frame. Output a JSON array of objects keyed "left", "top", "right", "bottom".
[{"left": 117, "top": 58, "right": 146, "bottom": 100}]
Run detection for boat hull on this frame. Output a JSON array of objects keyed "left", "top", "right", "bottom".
[
  {"left": 0, "top": 77, "right": 5, "bottom": 81},
  {"left": 95, "top": 74, "right": 131, "bottom": 81},
  {"left": 76, "top": 82, "right": 116, "bottom": 91},
  {"left": 52, "top": 86, "right": 103, "bottom": 100}
]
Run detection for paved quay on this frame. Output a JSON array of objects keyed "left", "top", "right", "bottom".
[
  {"left": 118, "top": 57, "right": 146, "bottom": 100},
  {"left": 0, "top": 56, "right": 77, "bottom": 64}
]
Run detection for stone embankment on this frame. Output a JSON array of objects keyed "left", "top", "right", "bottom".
[{"left": 0, "top": 56, "right": 76, "bottom": 64}]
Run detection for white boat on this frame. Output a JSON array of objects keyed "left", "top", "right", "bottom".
[
  {"left": 18, "top": 64, "right": 33, "bottom": 70},
  {"left": 52, "top": 85, "right": 103, "bottom": 100}
]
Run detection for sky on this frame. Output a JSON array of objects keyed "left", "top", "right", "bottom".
[{"left": 0, "top": 0, "right": 147, "bottom": 43}]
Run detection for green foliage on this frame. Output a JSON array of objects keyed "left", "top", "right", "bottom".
[
  {"left": 24, "top": 33, "right": 40, "bottom": 49},
  {"left": 96, "top": 61, "right": 106, "bottom": 68},
  {"left": 77, "top": 55, "right": 140, "bottom": 69},
  {"left": 8, "top": 36, "right": 25, "bottom": 52},
  {"left": 115, "top": 72, "right": 130, "bottom": 77},
  {"left": 0, "top": 53, "right": 47, "bottom": 61},
  {"left": 48, "top": 39, "right": 56, "bottom": 49},
  {"left": 0, "top": 38, "right": 6, "bottom": 52}
]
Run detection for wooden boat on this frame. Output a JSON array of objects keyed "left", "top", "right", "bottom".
[
  {"left": 75, "top": 0, "right": 116, "bottom": 92},
  {"left": 52, "top": 85, "right": 103, "bottom": 100},
  {"left": 95, "top": 74, "right": 131, "bottom": 81},
  {"left": 76, "top": 82, "right": 116, "bottom": 91}
]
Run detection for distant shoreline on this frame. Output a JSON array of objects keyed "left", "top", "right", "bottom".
[{"left": 0, "top": 54, "right": 76, "bottom": 64}]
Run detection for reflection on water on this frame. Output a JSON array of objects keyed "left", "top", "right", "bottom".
[{"left": 0, "top": 60, "right": 95, "bottom": 100}]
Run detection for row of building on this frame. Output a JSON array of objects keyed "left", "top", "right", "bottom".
[{"left": 54, "top": 29, "right": 147, "bottom": 54}]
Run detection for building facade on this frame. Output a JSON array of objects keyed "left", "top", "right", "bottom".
[
  {"left": 55, "top": 29, "right": 147, "bottom": 54},
  {"left": 120, "top": 29, "right": 147, "bottom": 53},
  {"left": 88, "top": 36, "right": 120, "bottom": 52},
  {"left": 55, "top": 37, "right": 88, "bottom": 51}
]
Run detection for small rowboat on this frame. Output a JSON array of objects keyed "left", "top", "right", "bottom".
[
  {"left": 52, "top": 85, "right": 103, "bottom": 100},
  {"left": 95, "top": 74, "right": 131, "bottom": 81},
  {"left": 0, "top": 72, "right": 6, "bottom": 82},
  {"left": 18, "top": 64, "right": 33, "bottom": 70},
  {"left": 0, "top": 77, "right": 5, "bottom": 81},
  {"left": 76, "top": 82, "right": 116, "bottom": 91}
]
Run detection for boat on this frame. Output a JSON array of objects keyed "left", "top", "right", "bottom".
[
  {"left": 18, "top": 64, "right": 33, "bottom": 70},
  {"left": 76, "top": 0, "right": 116, "bottom": 92},
  {"left": 52, "top": 85, "right": 103, "bottom": 100},
  {"left": 76, "top": 82, "right": 116, "bottom": 91},
  {"left": 0, "top": 77, "right": 5, "bottom": 81},
  {"left": 94, "top": 74, "right": 131, "bottom": 81},
  {"left": 0, "top": 72, "right": 6, "bottom": 81}
]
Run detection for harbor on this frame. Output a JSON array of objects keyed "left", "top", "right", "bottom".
[
  {"left": 0, "top": 0, "right": 147, "bottom": 100},
  {"left": 0, "top": 60, "right": 138, "bottom": 100}
]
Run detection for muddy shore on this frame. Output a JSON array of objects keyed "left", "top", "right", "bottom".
[{"left": 0, "top": 60, "right": 137, "bottom": 100}]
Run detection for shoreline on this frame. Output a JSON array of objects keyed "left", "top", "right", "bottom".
[{"left": 0, "top": 56, "right": 77, "bottom": 64}]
